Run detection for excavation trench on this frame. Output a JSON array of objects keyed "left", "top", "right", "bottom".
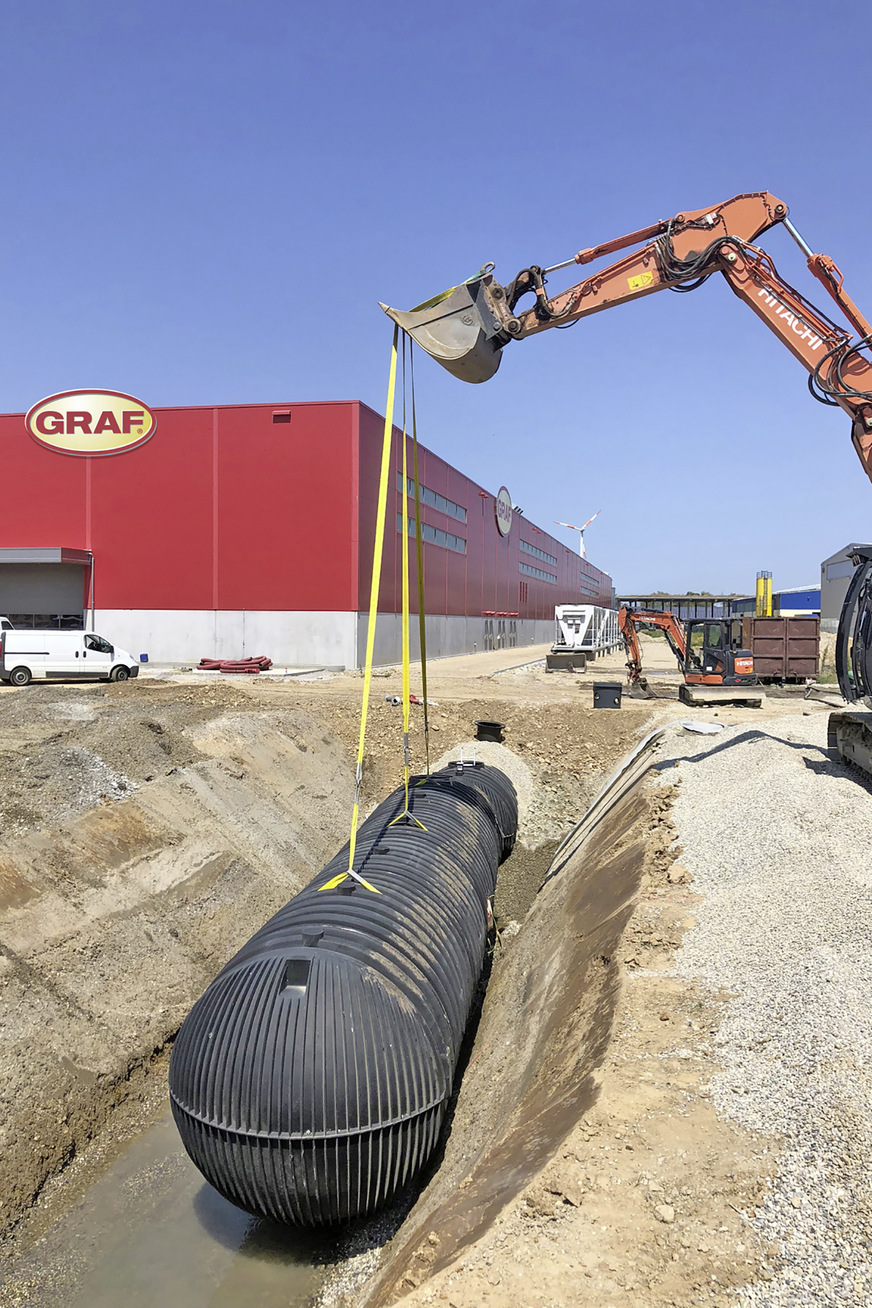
[{"left": 0, "top": 682, "right": 655, "bottom": 1307}]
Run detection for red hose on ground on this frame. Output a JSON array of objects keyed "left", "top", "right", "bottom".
[{"left": 197, "top": 656, "right": 273, "bottom": 674}]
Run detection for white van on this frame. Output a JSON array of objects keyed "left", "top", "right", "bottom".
[{"left": 0, "top": 630, "right": 140, "bottom": 686}]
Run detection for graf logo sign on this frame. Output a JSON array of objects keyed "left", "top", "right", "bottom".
[
  {"left": 495, "top": 485, "right": 513, "bottom": 537},
  {"left": 25, "top": 390, "right": 156, "bottom": 456}
]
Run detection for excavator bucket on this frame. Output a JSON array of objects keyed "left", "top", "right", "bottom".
[{"left": 379, "top": 272, "right": 507, "bottom": 384}]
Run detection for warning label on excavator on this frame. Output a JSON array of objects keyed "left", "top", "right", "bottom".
[{"left": 628, "top": 271, "right": 655, "bottom": 291}]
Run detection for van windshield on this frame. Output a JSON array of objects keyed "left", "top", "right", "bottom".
[{"left": 84, "top": 634, "right": 113, "bottom": 655}]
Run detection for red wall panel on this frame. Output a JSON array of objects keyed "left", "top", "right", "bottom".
[
  {"left": 0, "top": 394, "right": 610, "bottom": 620},
  {"left": 89, "top": 406, "right": 213, "bottom": 608},
  {"left": 0, "top": 401, "right": 357, "bottom": 612},
  {"left": 0, "top": 418, "right": 89, "bottom": 546},
  {"left": 356, "top": 403, "right": 612, "bottom": 620},
  {"left": 214, "top": 403, "right": 356, "bottom": 611}
]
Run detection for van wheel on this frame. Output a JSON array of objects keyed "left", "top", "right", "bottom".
[
  {"left": 110, "top": 666, "right": 130, "bottom": 682},
  {"left": 9, "top": 667, "right": 31, "bottom": 687}
]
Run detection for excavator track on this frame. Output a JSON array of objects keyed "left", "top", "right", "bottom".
[
  {"left": 679, "top": 683, "right": 765, "bottom": 708},
  {"left": 828, "top": 709, "right": 872, "bottom": 779}
]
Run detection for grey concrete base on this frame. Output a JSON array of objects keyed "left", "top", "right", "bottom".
[
  {"left": 546, "top": 651, "right": 587, "bottom": 672},
  {"left": 91, "top": 609, "right": 559, "bottom": 669},
  {"left": 358, "top": 614, "right": 556, "bottom": 667}
]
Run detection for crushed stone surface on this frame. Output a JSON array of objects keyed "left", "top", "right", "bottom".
[
  {"left": 666, "top": 713, "right": 872, "bottom": 1306},
  {"left": 0, "top": 742, "right": 136, "bottom": 829}
]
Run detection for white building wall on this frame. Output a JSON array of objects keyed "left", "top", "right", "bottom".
[{"left": 820, "top": 544, "right": 872, "bottom": 632}]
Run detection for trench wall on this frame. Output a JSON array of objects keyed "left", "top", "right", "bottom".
[
  {"left": 0, "top": 706, "right": 354, "bottom": 1237},
  {"left": 361, "top": 774, "right": 653, "bottom": 1305}
]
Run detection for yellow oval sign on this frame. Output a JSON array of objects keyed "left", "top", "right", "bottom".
[{"left": 25, "top": 389, "right": 156, "bottom": 456}]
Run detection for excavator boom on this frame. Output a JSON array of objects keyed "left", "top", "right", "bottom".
[
  {"left": 383, "top": 189, "right": 872, "bottom": 729},
  {"left": 382, "top": 192, "right": 872, "bottom": 482},
  {"left": 618, "top": 606, "right": 688, "bottom": 687}
]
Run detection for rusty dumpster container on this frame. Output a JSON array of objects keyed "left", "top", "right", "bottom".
[{"left": 740, "top": 614, "right": 820, "bottom": 683}]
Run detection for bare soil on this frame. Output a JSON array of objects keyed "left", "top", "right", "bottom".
[
  {"left": 378, "top": 788, "right": 778, "bottom": 1308},
  {"left": 0, "top": 641, "right": 830, "bottom": 1306}
]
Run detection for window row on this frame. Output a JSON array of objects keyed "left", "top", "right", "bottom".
[
  {"left": 520, "top": 561, "right": 557, "bottom": 584},
  {"left": 396, "top": 473, "right": 467, "bottom": 522},
  {"left": 520, "top": 538, "right": 557, "bottom": 566},
  {"left": 397, "top": 515, "right": 467, "bottom": 554}
]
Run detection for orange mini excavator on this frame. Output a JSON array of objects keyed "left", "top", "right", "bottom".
[{"left": 618, "top": 605, "right": 760, "bottom": 706}]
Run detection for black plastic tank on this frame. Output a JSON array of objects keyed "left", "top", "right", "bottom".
[{"left": 169, "top": 762, "right": 518, "bottom": 1226}]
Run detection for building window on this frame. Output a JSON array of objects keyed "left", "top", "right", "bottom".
[
  {"left": 398, "top": 514, "right": 466, "bottom": 554},
  {"left": 520, "top": 538, "right": 557, "bottom": 566},
  {"left": 520, "top": 561, "right": 557, "bottom": 584},
  {"left": 519, "top": 581, "right": 528, "bottom": 604},
  {"left": 396, "top": 474, "right": 467, "bottom": 522}
]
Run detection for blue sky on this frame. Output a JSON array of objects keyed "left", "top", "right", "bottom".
[{"left": 2, "top": 0, "right": 870, "bottom": 594}]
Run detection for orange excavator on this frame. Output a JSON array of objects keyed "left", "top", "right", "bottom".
[
  {"left": 618, "top": 605, "right": 759, "bottom": 705},
  {"left": 381, "top": 192, "right": 872, "bottom": 768}
]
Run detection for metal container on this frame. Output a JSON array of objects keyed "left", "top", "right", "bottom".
[
  {"left": 741, "top": 615, "right": 820, "bottom": 682},
  {"left": 169, "top": 763, "right": 518, "bottom": 1226},
  {"left": 593, "top": 681, "right": 623, "bottom": 708}
]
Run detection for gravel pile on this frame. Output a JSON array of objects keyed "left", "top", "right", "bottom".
[
  {"left": 665, "top": 712, "right": 872, "bottom": 1305},
  {"left": 0, "top": 743, "right": 136, "bottom": 831}
]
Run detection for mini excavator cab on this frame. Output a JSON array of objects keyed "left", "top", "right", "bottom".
[{"left": 682, "top": 619, "right": 755, "bottom": 686}]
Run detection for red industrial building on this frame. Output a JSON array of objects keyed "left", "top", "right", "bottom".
[{"left": 0, "top": 395, "right": 612, "bottom": 666}]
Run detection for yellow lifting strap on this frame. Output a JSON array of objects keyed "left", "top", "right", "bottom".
[
  {"left": 319, "top": 325, "right": 399, "bottom": 894},
  {"left": 389, "top": 336, "right": 426, "bottom": 831},
  {"left": 410, "top": 345, "right": 431, "bottom": 777}
]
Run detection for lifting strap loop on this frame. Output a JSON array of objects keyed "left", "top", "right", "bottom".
[
  {"left": 389, "top": 333, "right": 426, "bottom": 831},
  {"left": 319, "top": 324, "right": 399, "bottom": 893},
  {"left": 410, "top": 345, "right": 431, "bottom": 777}
]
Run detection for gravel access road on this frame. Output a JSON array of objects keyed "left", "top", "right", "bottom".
[{"left": 666, "top": 712, "right": 872, "bottom": 1306}]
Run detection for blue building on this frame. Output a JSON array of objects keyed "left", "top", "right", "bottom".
[
  {"left": 773, "top": 586, "right": 821, "bottom": 615},
  {"left": 730, "top": 586, "right": 820, "bottom": 617}
]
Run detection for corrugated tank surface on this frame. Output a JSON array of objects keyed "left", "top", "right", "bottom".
[{"left": 169, "top": 762, "right": 518, "bottom": 1225}]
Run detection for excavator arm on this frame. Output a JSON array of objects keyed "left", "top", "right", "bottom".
[
  {"left": 618, "top": 605, "right": 690, "bottom": 687},
  {"left": 382, "top": 191, "right": 872, "bottom": 482},
  {"left": 383, "top": 193, "right": 872, "bottom": 713}
]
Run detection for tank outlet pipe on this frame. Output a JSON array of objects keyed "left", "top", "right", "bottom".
[{"left": 169, "top": 762, "right": 518, "bottom": 1226}]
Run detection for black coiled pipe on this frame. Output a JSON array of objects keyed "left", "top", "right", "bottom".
[{"left": 169, "top": 762, "right": 518, "bottom": 1226}]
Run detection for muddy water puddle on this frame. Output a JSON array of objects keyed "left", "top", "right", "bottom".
[{"left": 0, "top": 1111, "right": 335, "bottom": 1308}]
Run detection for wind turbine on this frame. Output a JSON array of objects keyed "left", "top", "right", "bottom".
[{"left": 554, "top": 510, "right": 602, "bottom": 559}]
